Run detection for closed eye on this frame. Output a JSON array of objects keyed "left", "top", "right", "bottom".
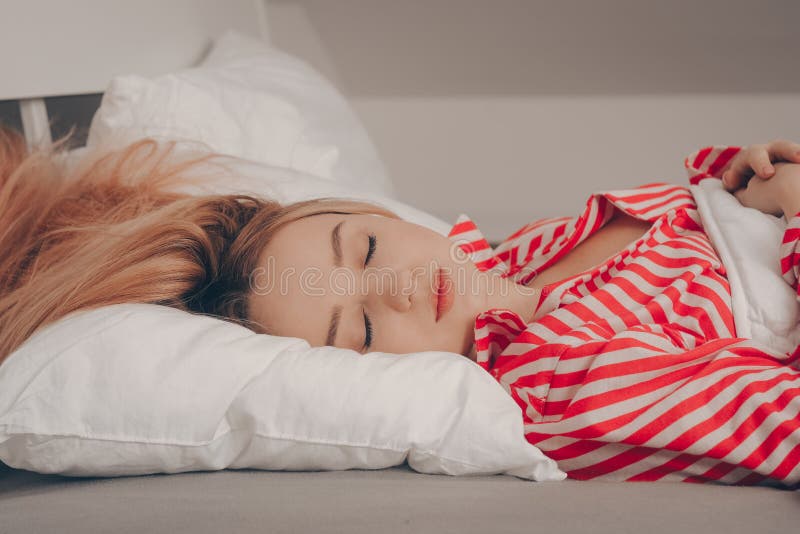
[
  {"left": 362, "top": 310, "right": 373, "bottom": 351},
  {"left": 365, "top": 233, "right": 377, "bottom": 265},
  {"left": 362, "top": 233, "right": 377, "bottom": 351}
]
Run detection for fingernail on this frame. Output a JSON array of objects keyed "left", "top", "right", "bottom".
[{"left": 763, "top": 166, "right": 773, "bottom": 176}]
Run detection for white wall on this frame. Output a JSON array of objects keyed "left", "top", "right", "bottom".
[
  {"left": 0, "top": 0, "right": 266, "bottom": 100},
  {"left": 352, "top": 95, "right": 800, "bottom": 239},
  {"left": 266, "top": 0, "right": 800, "bottom": 241}
]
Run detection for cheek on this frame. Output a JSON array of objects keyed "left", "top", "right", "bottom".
[{"left": 402, "top": 228, "right": 451, "bottom": 259}]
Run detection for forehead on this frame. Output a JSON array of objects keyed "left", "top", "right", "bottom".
[
  {"left": 250, "top": 274, "right": 331, "bottom": 346},
  {"left": 248, "top": 213, "right": 362, "bottom": 347},
  {"left": 247, "top": 214, "right": 338, "bottom": 346}
]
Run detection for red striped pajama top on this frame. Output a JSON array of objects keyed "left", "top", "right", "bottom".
[{"left": 448, "top": 145, "right": 800, "bottom": 487}]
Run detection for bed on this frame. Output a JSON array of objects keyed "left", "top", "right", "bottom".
[
  {"left": 1, "top": 1, "right": 799, "bottom": 532},
  {"left": 2, "top": 462, "right": 799, "bottom": 534}
]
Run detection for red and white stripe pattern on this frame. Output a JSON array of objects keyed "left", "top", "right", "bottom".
[{"left": 449, "top": 145, "right": 800, "bottom": 487}]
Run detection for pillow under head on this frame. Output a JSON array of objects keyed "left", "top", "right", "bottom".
[{"left": 0, "top": 303, "right": 565, "bottom": 481}]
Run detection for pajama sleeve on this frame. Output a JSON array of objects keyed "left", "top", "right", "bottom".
[
  {"left": 683, "top": 145, "right": 742, "bottom": 185},
  {"left": 779, "top": 214, "right": 800, "bottom": 292},
  {"left": 683, "top": 145, "right": 800, "bottom": 296}
]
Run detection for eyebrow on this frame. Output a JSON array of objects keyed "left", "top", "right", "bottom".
[
  {"left": 331, "top": 220, "right": 344, "bottom": 268},
  {"left": 325, "top": 220, "right": 346, "bottom": 346}
]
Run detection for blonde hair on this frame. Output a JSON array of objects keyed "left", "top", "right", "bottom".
[{"left": 0, "top": 126, "right": 396, "bottom": 364}]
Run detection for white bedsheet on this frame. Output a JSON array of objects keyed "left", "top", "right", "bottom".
[{"left": 691, "top": 179, "right": 800, "bottom": 355}]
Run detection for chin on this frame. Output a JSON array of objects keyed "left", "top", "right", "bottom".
[{"left": 458, "top": 327, "right": 476, "bottom": 359}]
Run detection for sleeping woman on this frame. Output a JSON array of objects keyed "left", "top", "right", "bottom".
[{"left": 1, "top": 125, "right": 800, "bottom": 487}]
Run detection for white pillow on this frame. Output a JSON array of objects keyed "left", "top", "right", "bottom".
[
  {"left": 87, "top": 30, "right": 394, "bottom": 197},
  {"left": 0, "top": 303, "right": 565, "bottom": 481}
]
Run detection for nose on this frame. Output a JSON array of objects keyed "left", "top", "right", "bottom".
[{"left": 365, "top": 267, "right": 412, "bottom": 313}]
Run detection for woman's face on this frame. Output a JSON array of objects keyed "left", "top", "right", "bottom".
[{"left": 246, "top": 213, "right": 492, "bottom": 357}]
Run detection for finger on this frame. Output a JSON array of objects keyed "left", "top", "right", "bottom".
[
  {"left": 722, "top": 169, "right": 749, "bottom": 191},
  {"left": 723, "top": 153, "right": 755, "bottom": 191},
  {"left": 749, "top": 145, "right": 775, "bottom": 179},
  {"left": 723, "top": 172, "right": 753, "bottom": 192},
  {"left": 768, "top": 138, "right": 800, "bottom": 164}
]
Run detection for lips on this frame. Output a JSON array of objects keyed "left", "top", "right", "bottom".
[{"left": 434, "top": 268, "right": 454, "bottom": 322}]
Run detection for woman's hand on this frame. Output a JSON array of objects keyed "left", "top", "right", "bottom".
[
  {"left": 733, "top": 162, "right": 800, "bottom": 218},
  {"left": 721, "top": 139, "right": 800, "bottom": 192}
]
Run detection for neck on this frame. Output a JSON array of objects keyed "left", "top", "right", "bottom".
[{"left": 482, "top": 272, "right": 541, "bottom": 323}]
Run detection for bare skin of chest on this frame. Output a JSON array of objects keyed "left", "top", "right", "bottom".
[{"left": 532, "top": 208, "right": 652, "bottom": 288}]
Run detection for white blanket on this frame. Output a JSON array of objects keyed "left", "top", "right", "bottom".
[{"left": 690, "top": 180, "right": 800, "bottom": 355}]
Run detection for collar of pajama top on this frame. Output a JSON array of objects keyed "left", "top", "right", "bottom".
[{"left": 446, "top": 183, "right": 715, "bottom": 372}]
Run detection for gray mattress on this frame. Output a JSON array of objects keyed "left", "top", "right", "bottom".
[{"left": 2, "top": 461, "right": 798, "bottom": 533}]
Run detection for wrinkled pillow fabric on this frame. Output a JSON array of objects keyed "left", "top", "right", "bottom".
[{"left": 88, "top": 30, "right": 393, "bottom": 197}]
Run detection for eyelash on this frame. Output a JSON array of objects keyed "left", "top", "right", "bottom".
[
  {"left": 364, "top": 233, "right": 377, "bottom": 266},
  {"left": 363, "top": 233, "right": 377, "bottom": 350},
  {"left": 363, "top": 310, "right": 373, "bottom": 351}
]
